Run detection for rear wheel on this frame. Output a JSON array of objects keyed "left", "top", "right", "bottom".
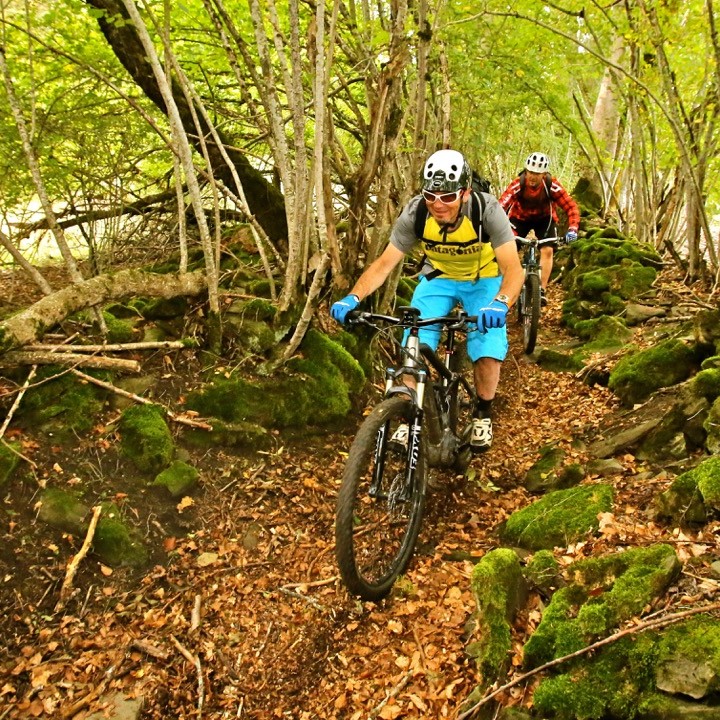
[
  {"left": 522, "top": 272, "right": 541, "bottom": 354},
  {"left": 335, "top": 397, "right": 427, "bottom": 600}
]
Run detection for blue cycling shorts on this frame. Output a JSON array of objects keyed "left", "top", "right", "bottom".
[{"left": 403, "top": 275, "right": 508, "bottom": 362}]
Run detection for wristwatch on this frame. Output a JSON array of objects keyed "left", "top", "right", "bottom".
[{"left": 494, "top": 294, "right": 510, "bottom": 305}]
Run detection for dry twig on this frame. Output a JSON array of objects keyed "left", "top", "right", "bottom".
[
  {"left": 70, "top": 368, "right": 212, "bottom": 429},
  {"left": 171, "top": 634, "right": 205, "bottom": 718},
  {"left": 0, "top": 365, "right": 36, "bottom": 440},
  {"left": 56, "top": 505, "right": 102, "bottom": 612}
]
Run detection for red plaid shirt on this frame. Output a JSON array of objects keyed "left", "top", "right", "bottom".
[{"left": 498, "top": 176, "right": 580, "bottom": 231}]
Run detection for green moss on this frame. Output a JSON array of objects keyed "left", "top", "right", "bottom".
[
  {"left": 93, "top": 505, "right": 149, "bottom": 567},
  {"left": 18, "top": 366, "right": 106, "bottom": 434},
  {"left": 187, "top": 330, "right": 365, "bottom": 429},
  {"left": 500, "top": 484, "right": 613, "bottom": 551},
  {"left": 533, "top": 635, "right": 656, "bottom": 720},
  {"left": 469, "top": 549, "right": 524, "bottom": 685},
  {"left": 574, "top": 316, "right": 633, "bottom": 352},
  {"left": 608, "top": 339, "right": 697, "bottom": 407},
  {"left": 692, "top": 368, "right": 720, "bottom": 401},
  {"left": 119, "top": 404, "right": 175, "bottom": 473},
  {"left": 0, "top": 442, "right": 20, "bottom": 488},
  {"left": 524, "top": 545, "right": 679, "bottom": 670},
  {"left": 101, "top": 310, "right": 136, "bottom": 343},
  {"left": 153, "top": 460, "right": 199, "bottom": 498},
  {"left": 524, "top": 550, "right": 561, "bottom": 595}
]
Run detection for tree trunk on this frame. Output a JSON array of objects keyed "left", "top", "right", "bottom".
[
  {"left": 0, "top": 269, "right": 207, "bottom": 353},
  {"left": 83, "top": 0, "right": 288, "bottom": 247}
]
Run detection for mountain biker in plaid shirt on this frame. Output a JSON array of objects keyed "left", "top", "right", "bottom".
[{"left": 498, "top": 152, "right": 580, "bottom": 306}]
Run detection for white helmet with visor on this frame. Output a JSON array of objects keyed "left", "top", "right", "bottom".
[
  {"left": 525, "top": 152, "right": 550, "bottom": 173},
  {"left": 422, "top": 149, "right": 471, "bottom": 192}
]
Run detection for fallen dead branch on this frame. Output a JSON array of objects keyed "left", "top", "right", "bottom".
[
  {"left": 369, "top": 671, "right": 413, "bottom": 720},
  {"left": 190, "top": 594, "right": 202, "bottom": 632},
  {"left": 171, "top": 634, "right": 205, "bottom": 718},
  {"left": 70, "top": 368, "right": 213, "bottom": 429},
  {"left": 56, "top": 505, "right": 102, "bottom": 612},
  {"left": 132, "top": 638, "right": 169, "bottom": 660},
  {"left": 456, "top": 601, "right": 720, "bottom": 719},
  {"left": 1, "top": 350, "right": 140, "bottom": 372},
  {"left": 25, "top": 340, "right": 191, "bottom": 352}
]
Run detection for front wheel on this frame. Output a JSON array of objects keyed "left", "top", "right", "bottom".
[
  {"left": 335, "top": 397, "right": 427, "bottom": 600},
  {"left": 448, "top": 348, "right": 476, "bottom": 473},
  {"left": 521, "top": 272, "right": 541, "bottom": 354}
]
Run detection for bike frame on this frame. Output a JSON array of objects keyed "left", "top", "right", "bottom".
[{"left": 351, "top": 306, "right": 476, "bottom": 470}]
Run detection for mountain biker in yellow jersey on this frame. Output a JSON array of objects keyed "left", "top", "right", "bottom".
[
  {"left": 498, "top": 152, "right": 580, "bottom": 306},
  {"left": 330, "top": 149, "right": 524, "bottom": 452}
]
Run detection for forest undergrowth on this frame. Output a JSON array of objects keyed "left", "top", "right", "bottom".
[{"left": 0, "top": 273, "right": 716, "bottom": 720}]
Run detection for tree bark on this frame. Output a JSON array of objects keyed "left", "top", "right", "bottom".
[
  {"left": 0, "top": 269, "right": 207, "bottom": 353},
  {"left": 83, "top": 0, "right": 288, "bottom": 247}
]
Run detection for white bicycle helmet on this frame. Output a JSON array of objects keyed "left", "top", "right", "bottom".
[
  {"left": 525, "top": 152, "right": 550, "bottom": 173},
  {"left": 422, "top": 149, "right": 471, "bottom": 191}
]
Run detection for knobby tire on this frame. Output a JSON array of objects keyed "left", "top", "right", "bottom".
[
  {"left": 522, "top": 272, "right": 541, "bottom": 354},
  {"left": 335, "top": 396, "right": 427, "bottom": 600},
  {"left": 448, "top": 347, "right": 476, "bottom": 473}
]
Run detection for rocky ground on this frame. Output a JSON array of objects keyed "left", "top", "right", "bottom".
[{"left": 0, "top": 278, "right": 717, "bottom": 719}]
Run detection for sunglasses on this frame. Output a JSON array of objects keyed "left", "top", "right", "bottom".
[{"left": 422, "top": 189, "right": 462, "bottom": 204}]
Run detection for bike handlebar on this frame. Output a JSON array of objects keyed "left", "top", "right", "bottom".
[
  {"left": 346, "top": 307, "right": 478, "bottom": 332},
  {"left": 516, "top": 235, "right": 564, "bottom": 247}
]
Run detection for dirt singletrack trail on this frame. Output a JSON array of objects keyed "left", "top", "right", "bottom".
[{"left": 1, "top": 284, "right": 622, "bottom": 719}]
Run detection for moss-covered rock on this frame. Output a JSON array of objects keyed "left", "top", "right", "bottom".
[
  {"left": 608, "top": 339, "right": 697, "bottom": 407},
  {"left": 500, "top": 484, "right": 613, "bottom": 551},
  {"left": 18, "top": 366, "right": 106, "bottom": 435},
  {"left": 0, "top": 442, "right": 20, "bottom": 488},
  {"left": 525, "top": 550, "right": 564, "bottom": 597},
  {"left": 223, "top": 317, "right": 278, "bottom": 355},
  {"left": 704, "top": 397, "right": 720, "bottom": 454},
  {"left": 691, "top": 368, "right": 720, "bottom": 402},
  {"left": 101, "top": 310, "right": 137, "bottom": 343},
  {"left": 524, "top": 544, "right": 680, "bottom": 670},
  {"left": 655, "top": 467, "right": 707, "bottom": 525},
  {"left": 694, "top": 308, "right": 720, "bottom": 350},
  {"left": 186, "top": 329, "right": 365, "bottom": 429},
  {"left": 152, "top": 460, "right": 199, "bottom": 498},
  {"left": 532, "top": 616, "right": 720, "bottom": 720},
  {"left": 657, "top": 456, "right": 720, "bottom": 517},
  {"left": 37, "top": 488, "right": 90, "bottom": 534},
  {"left": 119, "top": 404, "right": 175, "bottom": 473},
  {"left": 573, "top": 315, "right": 633, "bottom": 352},
  {"left": 140, "top": 296, "right": 189, "bottom": 320},
  {"left": 654, "top": 616, "right": 720, "bottom": 699},
  {"left": 93, "top": 505, "right": 149, "bottom": 567},
  {"left": 534, "top": 348, "right": 587, "bottom": 374},
  {"left": 467, "top": 549, "right": 527, "bottom": 687},
  {"left": 183, "top": 418, "right": 273, "bottom": 449}
]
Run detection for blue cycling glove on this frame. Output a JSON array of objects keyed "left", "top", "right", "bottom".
[
  {"left": 565, "top": 230, "right": 578, "bottom": 244},
  {"left": 479, "top": 299, "right": 508, "bottom": 331},
  {"left": 331, "top": 294, "right": 360, "bottom": 324}
]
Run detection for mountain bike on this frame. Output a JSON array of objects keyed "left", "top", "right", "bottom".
[
  {"left": 335, "top": 306, "right": 478, "bottom": 601},
  {"left": 515, "top": 233, "right": 562, "bottom": 354}
]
